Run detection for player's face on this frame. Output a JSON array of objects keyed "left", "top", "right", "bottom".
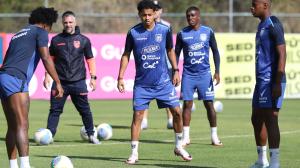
[
  {"left": 186, "top": 10, "right": 200, "bottom": 27},
  {"left": 63, "top": 15, "right": 76, "bottom": 34},
  {"left": 139, "top": 9, "right": 155, "bottom": 27},
  {"left": 251, "top": 0, "right": 266, "bottom": 18}
]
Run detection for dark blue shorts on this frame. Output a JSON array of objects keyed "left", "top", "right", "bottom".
[
  {"left": 252, "top": 83, "right": 286, "bottom": 109},
  {"left": 133, "top": 82, "right": 180, "bottom": 111},
  {"left": 0, "top": 73, "right": 28, "bottom": 99},
  {"left": 181, "top": 72, "right": 214, "bottom": 101}
]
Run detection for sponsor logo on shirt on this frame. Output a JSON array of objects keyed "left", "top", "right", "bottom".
[
  {"left": 141, "top": 45, "right": 160, "bottom": 54},
  {"left": 191, "top": 56, "right": 205, "bottom": 64},
  {"left": 12, "top": 32, "right": 28, "bottom": 40},
  {"left": 141, "top": 55, "right": 160, "bottom": 61},
  {"left": 143, "top": 61, "right": 159, "bottom": 69},
  {"left": 188, "top": 42, "right": 204, "bottom": 51},
  {"left": 73, "top": 40, "right": 80, "bottom": 48},
  {"left": 188, "top": 51, "right": 206, "bottom": 57},
  {"left": 200, "top": 33, "right": 207, "bottom": 41},
  {"left": 57, "top": 43, "right": 66, "bottom": 46},
  {"left": 155, "top": 34, "right": 162, "bottom": 43},
  {"left": 136, "top": 37, "right": 147, "bottom": 41},
  {"left": 183, "top": 36, "right": 193, "bottom": 40}
]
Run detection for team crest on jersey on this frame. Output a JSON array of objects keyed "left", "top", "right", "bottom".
[
  {"left": 155, "top": 34, "right": 162, "bottom": 43},
  {"left": 73, "top": 40, "right": 80, "bottom": 48},
  {"left": 200, "top": 34, "right": 207, "bottom": 41}
]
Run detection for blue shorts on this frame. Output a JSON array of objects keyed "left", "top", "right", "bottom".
[
  {"left": 181, "top": 73, "right": 214, "bottom": 101},
  {"left": 252, "top": 83, "right": 286, "bottom": 109},
  {"left": 0, "top": 73, "right": 28, "bottom": 99},
  {"left": 133, "top": 82, "right": 180, "bottom": 111}
]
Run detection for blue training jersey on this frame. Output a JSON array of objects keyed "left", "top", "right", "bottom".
[
  {"left": 1, "top": 25, "right": 48, "bottom": 83},
  {"left": 255, "top": 16, "right": 286, "bottom": 83},
  {"left": 124, "top": 22, "right": 173, "bottom": 87},
  {"left": 175, "top": 25, "right": 220, "bottom": 77}
]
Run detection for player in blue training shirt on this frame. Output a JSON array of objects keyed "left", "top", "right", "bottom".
[
  {"left": 175, "top": 6, "right": 222, "bottom": 147},
  {"left": 0, "top": 7, "right": 63, "bottom": 168},
  {"left": 117, "top": 0, "right": 192, "bottom": 164},
  {"left": 250, "top": 0, "right": 286, "bottom": 168}
]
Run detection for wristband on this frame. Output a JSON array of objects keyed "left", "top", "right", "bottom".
[{"left": 91, "top": 75, "right": 97, "bottom": 80}]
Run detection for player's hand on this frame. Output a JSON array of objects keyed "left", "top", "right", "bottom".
[
  {"left": 54, "top": 83, "right": 64, "bottom": 98},
  {"left": 43, "top": 74, "right": 52, "bottom": 90},
  {"left": 117, "top": 78, "right": 125, "bottom": 93},
  {"left": 272, "top": 83, "right": 282, "bottom": 99},
  {"left": 172, "top": 71, "right": 181, "bottom": 87},
  {"left": 214, "top": 73, "right": 220, "bottom": 86},
  {"left": 89, "top": 79, "right": 97, "bottom": 91}
]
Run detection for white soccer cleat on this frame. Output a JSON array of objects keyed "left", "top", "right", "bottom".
[
  {"left": 141, "top": 119, "right": 148, "bottom": 130},
  {"left": 174, "top": 148, "right": 192, "bottom": 161},
  {"left": 249, "top": 161, "right": 269, "bottom": 168},
  {"left": 88, "top": 135, "right": 101, "bottom": 145},
  {"left": 182, "top": 139, "right": 191, "bottom": 147},
  {"left": 125, "top": 154, "right": 138, "bottom": 164},
  {"left": 211, "top": 137, "right": 223, "bottom": 146}
]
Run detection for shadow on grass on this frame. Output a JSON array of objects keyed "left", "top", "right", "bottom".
[
  {"left": 65, "top": 124, "right": 131, "bottom": 129},
  {"left": 109, "top": 138, "right": 172, "bottom": 144}
]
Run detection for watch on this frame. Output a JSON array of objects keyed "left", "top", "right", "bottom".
[{"left": 91, "top": 75, "right": 97, "bottom": 80}]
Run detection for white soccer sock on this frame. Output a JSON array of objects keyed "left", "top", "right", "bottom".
[
  {"left": 269, "top": 148, "right": 279, "bottom": 165},
  {"left": 168, "top": 118, "right": 173, "bottom": 124},
  {"left": 175, "top": 132, "right": 183, "bottom": 149},
  {"left": 20, "top": 156, "right": 30, "bottom": 168},
  {"left": 9, "top": 159, "right": 19, "bottom": 168},
  {"left": 183, "top": 126, "right": 190, "bottom": 141},
  {"left": 211, "top": 127, "right": 218, "bottom": 138},
  {"left": 257, "top": 146, "right": 268, "bottom": 163},
  {"left": 131, "top": 141, "right": 139, "bottom": 156}
]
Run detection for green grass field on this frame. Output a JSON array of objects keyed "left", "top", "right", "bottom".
[{"left": 0, "top": 99, "right": 299, "bottom": 168}]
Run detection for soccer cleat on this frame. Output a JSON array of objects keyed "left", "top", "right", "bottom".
[
  {"left": 88, "top": 135, "right": 101, "bottom": 144},
  {"left": 211, "top": 137, "right": 223, "bottom": 146},
  {"left": 249, "top": 161, "right": 269, "bottom": 168},
  {"left": 174, "top": 148, "right": 192, "bottom": 161},
  {"left": 182, "top": 139, "right": 191, "bottom": 147},
  {"left": 141, "top": 119, "right": 148, "bottom": 130},
  {"left": 125, "top": 154, "right": 138, "bottom": 164},
  {"left": 166, "top": 120, "right": 173, "bottom": 129}
]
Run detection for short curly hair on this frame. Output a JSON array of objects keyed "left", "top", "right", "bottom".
[
  {"left": 137, "top": 0, "right": 156, "bottom": 13},
  {"left": 28, "top": 7, "right": 58, "bottom": 26}
]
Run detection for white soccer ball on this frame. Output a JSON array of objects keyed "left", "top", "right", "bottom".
[
  {"left": 80, "top": 126, "right": 97, "bottom": 141},
  {"left": 97, "top": 123, "right": 113, "bottom": 140},
  {"left": 34, "top": 128, "right": 53, "bottom": 145},
  {"left": 51, "top": 155, "right": 73, "bottom": 168},
  {"left": 214, "top": 101, "right": 223, "bottom": 113}
]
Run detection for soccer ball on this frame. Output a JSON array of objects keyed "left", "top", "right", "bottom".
[
  {"left": 34, "top": 128, "right": 53, "bottom": 145},
  {"left": 97, "top": 123, "right": 113, "bottom": 140},
  {"left": 214, "top": 101, "right": 223, "bottom": 113},
  {"left": 51, "top": 155, "right": 73, "bottom": 168},
  {"left": 80, "top": 126, "right": 97, "bottom": 141},
  {"left": 179, "top": 102, "right": 196, "bottom": 112}
]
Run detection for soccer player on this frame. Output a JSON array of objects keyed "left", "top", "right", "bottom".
[
  {"left": 0, "top": 7, "right": 63, "bottom": 168},
  {"left": 43, "top": 11, "right": 100, "bottom": 144},
  {"left": 140, "top": 0, "right": 174, "bottom": 130},
  {"left": 175, "top": 6, "right": 222, "bottom": 147},
  {"left": 117, "top": 0, "right": 192, "bottom": 164},
  {"left": 250, "top": 0, "right": 286, "bottom": 168}
]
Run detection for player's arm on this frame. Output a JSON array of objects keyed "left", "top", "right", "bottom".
[
  {"left": 166, "top": 28, "right": 180, "bottom": 86},
  {"left": 209, "top": 29, "right": 221, "bottom": 85},
  {"left": 39, "top": 47, "right": 63, "bottom": 98},
  {"left": 270, "top": 21, "right": 286, "bottom": 98},
  {"left": 117, "top": 31, "right": 133, "bottom": 93},
  {"left": 175, "top": 32, "right": 183, "bottom": 65},
  {"left": 43, "top": 56, "right": 55, "bottom": 90},
  {"left": 84, "top": 38, "right": 97, "bottom": 91}
]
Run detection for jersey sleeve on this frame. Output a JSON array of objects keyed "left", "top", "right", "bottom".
[
  {"left": 209, "top": 29, "right": 220, "bottom": 73},
  {"left": 84, "top": 38, "right": 94, "bottom": 59},
  {"left": 124, "top": 30, "right": 134, "bottom": 53},
  {"left": 269, "top": 21, "right": 285, "bottom": 46},
  {"left": 175, "top": 32, "right": 183, "bottom": 64},
  {"left": 165, "top": 27, "right": 173, "bottom": 50},
  {"left": 37, "top": 29, "right": 49, "bottom": 48}
]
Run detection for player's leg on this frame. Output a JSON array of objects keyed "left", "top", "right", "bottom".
[
  {"left": 46, "top": 83, "right": 68, "bottom": 137},
  {"left": 2, "top": 92, "right": 31, "bottom": 168},
  {"left": 203, "top": 100, "right": 222, "bottom": 146},
  {"left": 157, "top": 83, "right": 192, "bottom": 161}
]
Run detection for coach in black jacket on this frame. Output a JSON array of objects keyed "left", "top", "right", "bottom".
[{"left": 43, "top": 11, "right": 100, "bottom": 144}]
